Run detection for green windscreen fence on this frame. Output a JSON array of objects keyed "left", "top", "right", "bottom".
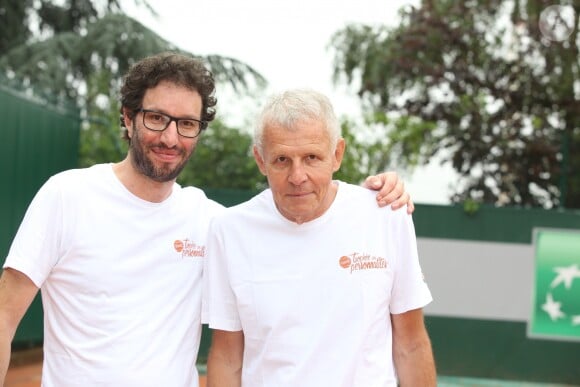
[{"left": 0, "top": 84, "right": 80, "bottom": 347}]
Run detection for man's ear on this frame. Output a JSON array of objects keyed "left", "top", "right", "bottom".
[
  {"left": 253, "top": 145, "right": 267, "bottom": 176},
  {"left": 122, "top": 108, "right": 134, "bottom": 139},
  {"left": 333, "top": 138, "right": 346, "bottom": 172}
]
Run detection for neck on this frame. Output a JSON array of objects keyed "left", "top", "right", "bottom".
[{"left": 113, "top": 157, "right": 175, "bottom": 203}]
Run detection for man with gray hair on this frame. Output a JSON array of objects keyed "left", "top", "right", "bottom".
[{"left": 203, "top": 88, "right": 436, "bottom": 386}]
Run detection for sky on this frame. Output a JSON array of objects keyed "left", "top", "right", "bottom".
[{"left": 129, "top": 0, "right": 456, "bottom": 205}]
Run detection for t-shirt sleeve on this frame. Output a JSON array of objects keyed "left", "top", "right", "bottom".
[
  {"left": 390, "top": 211, "right": 433, "bottom": 314},
  {"left": 3, "top": 176, "right": 64, "bottom": 287},
  {"left": 202, "top": 218, "right": 243, "bottom": 331}
]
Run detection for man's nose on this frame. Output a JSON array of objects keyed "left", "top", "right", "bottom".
[
  {"left": 160, "top": 120, "right": 180, "bottom": 146},
  {"left": 288, "top": 162, "right": 307, "bottom": 185}
]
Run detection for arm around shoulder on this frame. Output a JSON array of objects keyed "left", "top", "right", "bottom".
[
  {"left": 391, "top": 308, "right": 436, "bottom": 387},
  {"left": 0, "top": 268, "right": 40, "bottom": 384},
  {"left": 207, "top": 329, "right": 244, "bottom": 387}
]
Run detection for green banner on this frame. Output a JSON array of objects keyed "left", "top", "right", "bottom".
[{"left": 529, "top": 228, "right": 580, "bottom": 341}]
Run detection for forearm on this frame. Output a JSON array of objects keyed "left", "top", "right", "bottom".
[
  {"left": 0, "top": 322, "right": 17, "bottom": 385},
  {"left": 207, "top": 350, "right": 242, "bottom": 387},
  {"left": 206, "top": 329, "right": 244, "bottom": 387},
  {"left": 393, "top": 335, "right": 436, "bottom": 386},
  {"left": 0, "top": 269, "right": 40, "bottom": 385}
]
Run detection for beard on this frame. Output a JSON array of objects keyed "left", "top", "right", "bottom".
[{"left": 129, "top": 125, "right": 194, "bottom": 183}]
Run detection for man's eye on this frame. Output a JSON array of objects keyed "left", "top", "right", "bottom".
[
  {"left": 148, "top": 114, "right": 165, "bottom": 122},
  {"left": 180, "top": 120, "right": 197, "bottom": 129}
]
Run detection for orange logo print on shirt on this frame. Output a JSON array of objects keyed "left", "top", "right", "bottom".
[
  {"left": 339, "top": 256, "right": 352, "bottom": 268},
  {"left": 339, "top": 253, "right": 388, "bottom": 274},
  {"left": 173, "top": 239, "right": 205, "bottom": 258},
  {"left": 174, "top": 240, "right": 184, "bottom": 252}
]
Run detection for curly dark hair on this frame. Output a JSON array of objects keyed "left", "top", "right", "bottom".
[{"left": 119, "top": 51, "right": 217, "bottom": 141}]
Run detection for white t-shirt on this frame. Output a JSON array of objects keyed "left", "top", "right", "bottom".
[
  {"left": 203, "top": 181, "right": 432, "bottom": 387},
  {"left": 4, "top": 163, "right": 224, "bottom": 386}
]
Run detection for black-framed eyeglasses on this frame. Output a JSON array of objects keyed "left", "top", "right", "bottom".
[{"left": 136, "top": 109, "right": 207, "bottom": 138}]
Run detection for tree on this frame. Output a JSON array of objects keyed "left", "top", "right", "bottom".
[
  {"left": 0, "top": 0, "right": 31, "bottom": 54},
  {"left": 0, "top": 1, "right": 267, "bottom": 179},
  {"left": 179, "top": 120, "right": 265, "bottom": 191},
  {"left": 0, "top": 9, "right": 266, "bottom": 111},
  {"left": 0, "top": 0, "right": 401, "bottom": 191},
  {"left": 330, "top": 0, "right": 579, "bottom": 208},
  {"left": 333, "top": 119, "right": 400, "bottom": 185}
]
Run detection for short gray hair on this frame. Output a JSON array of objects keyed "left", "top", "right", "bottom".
[{"left": 254, "top": 88, "right": 341, "bottom": 155}]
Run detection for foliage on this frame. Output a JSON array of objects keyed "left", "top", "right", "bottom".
[
  {"left": 0, "top": 11, "right": 266, "bottom": 111},
  {"left": 0, "top": 0, "right": 270, "bottom": 189},
  {"left": 330, "top": 0, "right": 579, "bottom": 208},
  {"left": 0, "top": 0, "right": 391, "bottom": 191},
  {"left": 179, "top": 121, "right": 265, "bottom": 190},
  {"left": 79, "top": 68, "right": 128, "bottom": 167},
  {"left": 0, "top": 0, "right": 32, "bottom": 54},
  {"left": 335, "top": 119, "right": 392, "bottom": 184}
]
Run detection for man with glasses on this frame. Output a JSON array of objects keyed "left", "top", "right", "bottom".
[{"left": 0, "top": 52, "right": 413, "bottom": 386}]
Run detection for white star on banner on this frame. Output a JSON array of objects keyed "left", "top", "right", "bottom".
[
  {"left": 542, "top": 293, "right": 566, "bottom": 321},
  {"left": 572, "top": 316, "right": 580, "bottom": 326},
  {"left": 550, "top": 264, "right": 580, "bottom": 289}
]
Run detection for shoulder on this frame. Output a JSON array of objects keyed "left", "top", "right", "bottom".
[
  {"left": 49, "top": 163, "right": 115, "bottom": 183},
  {"left": 335, "top": 180, "right": 385, "bottom": 211},
  {"left": 337, "top": 180, "right": 376, "bottom": 199},
  {"left": 41, "top": 164, "right": 109, "bottom": 193},
  {"left": 335, "top": 180, "right": 411, "bottom": 223},
  {"left": 20, "top": 165, "right": 110, "bottom": 215}
]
